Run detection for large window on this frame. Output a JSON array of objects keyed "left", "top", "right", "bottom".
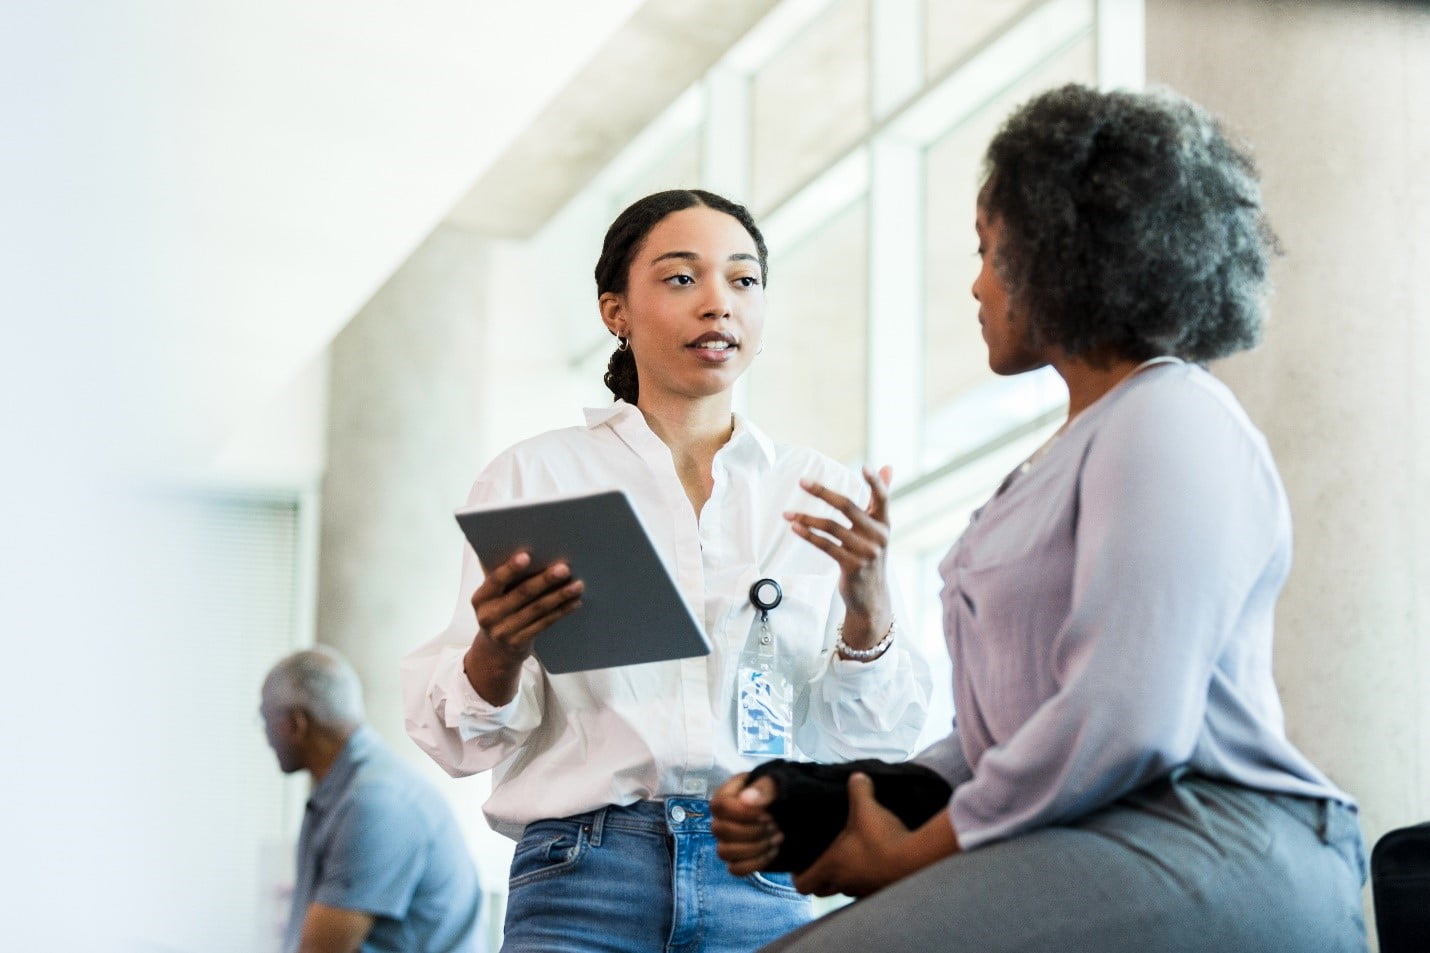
[
  {"left": 512, "top": 0, "right": 1141, "bottom": 928},
  {"left": 135, "top": 490, "right": 315, "bottom": 953},
  {"left": 541, "top": 0, "right": 1143, "bottom": 737}
]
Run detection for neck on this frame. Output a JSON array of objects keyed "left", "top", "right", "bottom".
[
  {"left": 305, "top": 724, "right": 358, "bottom": 783},
  {"left": 635, "top": 391, "right": 735, "bottom": 517},
  {"left": 635, "top": 391, "right": 735, "bottom": 461},
  {"left": 1052, "top": 354, "right": 1159, "bottom": 422}
]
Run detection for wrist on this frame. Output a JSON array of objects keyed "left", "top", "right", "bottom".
[
  {"left": 464, "top": 631, "right": 528, "bottom": 698},
  {"left": 836, "top": 602, "right": 891, "bottom": 647},
  {"left": 835, "top": 616, "right": 895, "bottom": 662}
]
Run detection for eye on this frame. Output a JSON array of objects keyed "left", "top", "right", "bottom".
[
  {"left": 733, "top": 275, "right": 761, "bottom": 288},
  {"left": 665, "top": 273, "right": 695, "bottom": 286}
]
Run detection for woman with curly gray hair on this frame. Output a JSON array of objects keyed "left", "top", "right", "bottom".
[{"left": 712, "top": 84, "right": 1368, "bottom": 952}]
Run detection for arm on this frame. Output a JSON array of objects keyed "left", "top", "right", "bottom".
[
  {"left": 794, "top": 775, "right": 961, "bottom": 897},
  {"left": 307, "top": 787, "right": 427, "bottom": 944},
  {"left": 789, "top": 467, "right": 932, "bottom": 761},
  {"left": 402, "top": 537, "right": 551, "bottom": 776},
  {"left": 401, "top": 459, "right": 574, "bottom": 777},
  {"left": 296, "top": 904, "right": 374, "bottom": 953},
  {"left": 948, "top": 380, "right": 1287, "bottom": 848}
]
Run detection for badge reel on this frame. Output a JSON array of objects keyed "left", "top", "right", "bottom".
[{"left": 737, "top": 578, "right": 794, "bottom": 757}]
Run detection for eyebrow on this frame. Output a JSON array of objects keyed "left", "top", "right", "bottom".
[{"left": 649, "top": 250, "right": 761, "bottom": 267}]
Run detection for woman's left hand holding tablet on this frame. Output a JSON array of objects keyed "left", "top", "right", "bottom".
[
  {"left": 462, "top": 551, "right": 584, "bottom": 705},
  {"left": 786, "top": 466, "right": 894, "bottom": 652}
]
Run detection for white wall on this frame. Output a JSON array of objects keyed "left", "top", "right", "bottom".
[
  {"left": 1, "top": 3, "right": 653, "bottom": 950},
  {"left": 1147, "top": 0, "right": 1430, "bottom": 942}
]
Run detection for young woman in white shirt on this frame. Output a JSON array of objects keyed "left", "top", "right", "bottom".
[{"left": 401, "top": 189, "right": 931, "bottom": 953}]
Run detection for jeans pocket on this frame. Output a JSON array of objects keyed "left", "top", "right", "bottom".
[
  {"left": 747, "top": 869, "right": 804, "bottom": 898},
  {"left": 509, "top": 820, "right": 588, "bottom": 889}
]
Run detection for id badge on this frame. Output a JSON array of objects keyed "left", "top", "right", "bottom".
[{"left": 737, "top": 665, "right": 792, "bottom": 757}]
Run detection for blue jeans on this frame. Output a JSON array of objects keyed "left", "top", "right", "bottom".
[{"left": 501, "top": 798, "right": 811, "bottom": 953}]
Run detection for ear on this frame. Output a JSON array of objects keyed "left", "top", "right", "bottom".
[
  {"left": 288, "top": 707, "right": 313, "bottom": 740},
  {"left": 599, "top": 292, "right": 628, "bottom": 340}
]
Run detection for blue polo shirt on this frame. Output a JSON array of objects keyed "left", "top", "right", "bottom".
[{"left": 285, "top": 726, "right": 483, "bottom": 953}]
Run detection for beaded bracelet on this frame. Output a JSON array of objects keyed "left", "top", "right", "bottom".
[{"left": 834, "top": 618, "right": 896, "bottom": 662}]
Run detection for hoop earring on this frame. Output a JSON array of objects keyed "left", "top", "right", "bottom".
[{"left": 617, "top": 336, "right": 629, "bottom": 351}]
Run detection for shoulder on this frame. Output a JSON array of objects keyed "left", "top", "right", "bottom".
[
  {"left": 484, "top": 424, "right": 602, "bottom": 473},
  {"left": 470, "top": 423, "right": 607, "bottom": 500},
  {"left": 340, "top": 754, "right": 451, "bottom": 831},
  {"left": 1097, "top": 364, "right": 1272, "bottom": 459},
  {"left": 1080, "top": 364, "right": 1284, "bottom": 509}
]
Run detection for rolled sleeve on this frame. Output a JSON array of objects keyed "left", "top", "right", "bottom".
[{"left": 798, "top": 592, "right": 932, "bottom": 762}]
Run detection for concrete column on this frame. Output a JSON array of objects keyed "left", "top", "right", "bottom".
[
  {"left": 1147, "top": 0, "right": 1430, "bottom": 933},
  {"left": 318, "top": 224, "right": 491, "bottom": 753}
]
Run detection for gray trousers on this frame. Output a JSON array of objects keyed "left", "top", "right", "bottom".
[{"left": 760, "top": 772, "right": 1368, "bottom": 953}]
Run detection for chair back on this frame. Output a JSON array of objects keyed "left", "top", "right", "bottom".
[{"left": 1372, "top": 822, "right": 1430, "bottom": 953}]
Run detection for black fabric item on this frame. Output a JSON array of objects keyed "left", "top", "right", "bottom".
[
  {"left": 744, "top": 759, "right": 953, "bottom": 873},
  {"left": 1372, "top": 821, "right": 1430, "bottom": 953}
]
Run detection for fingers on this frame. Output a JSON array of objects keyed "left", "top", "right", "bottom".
[
  {"left": 846, "top": 772, "right": 877, "bottom": 823},
  {"left": 486, "top": 580, "right": 584, "bottom": 646},
  {"left": 712, "top": 815, "right": 784, "bottom": 875},
  {"left": 792, "top": 852, "right": 838, "bottom": 897},
  {"left": 787, "top": 515, "right": 885, "bottom": 563},
  {"left": 794, "top": 474, "right": 880, "bottom": 530},
  {"left": 712, "top": 774, "right": 784, "bottom": 875},
  {"left": 472, "top": 552, "right": 584, "bottom": 648},
  {"left": 709, "top": 772, "right": 750, "bottom": 809},
  {"left": 711, "top": 776, "right": 779, "bottom": 841},
  {"left": 719, "top": 839, "right": 783, "bottom": 877},
  {"left": 787, "top": 468, "right": 892, "bottom": 546},
  {"left": 739, "top": 776, "right": 777, "bottom": 808},
  {"left": 865, "top": 465, "right": 893, "bottom": 524}
]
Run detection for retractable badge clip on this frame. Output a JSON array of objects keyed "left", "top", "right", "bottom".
[{"left": 738, "top": 577, "right": 793, "bottom": 757}]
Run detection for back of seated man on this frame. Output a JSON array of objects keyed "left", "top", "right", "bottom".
[{"left": 261, "top": 646, "right": 484, "bottom": 953}]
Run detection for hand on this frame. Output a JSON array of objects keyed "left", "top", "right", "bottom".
[
  {"left": 462, "top": 551, "right": 583, "bottom": 704},
  {"left": 711, "top": 772, "right": 784, "bottom": 876},
  {"left": 786, "top": 466, "right": 893, "bottom": 648},
  {"left": 792, "top": 773, "right": 914, "bottom": 898}
]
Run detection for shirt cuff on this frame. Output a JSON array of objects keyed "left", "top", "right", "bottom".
[
  {"left": 430, "top": 646, "right": 524, "bottom": 737},
  {"left": 827, "top": 643, "right": 902, "bottom": 680}
]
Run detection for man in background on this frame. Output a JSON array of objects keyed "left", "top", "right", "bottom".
[{"left": 261, "top": 646, "right": 484, "bottom": 953}]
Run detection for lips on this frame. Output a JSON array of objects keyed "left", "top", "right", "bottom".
[
  {"left": 685, "top": 330, "right": 740, "bottom": 364},
  {"left": 687, "top": 331, "right": 738, "bottom": 350}
]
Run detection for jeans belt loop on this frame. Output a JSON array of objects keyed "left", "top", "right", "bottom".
[{"left": 588, "top": 805, "right": 607, "bottom": 848}]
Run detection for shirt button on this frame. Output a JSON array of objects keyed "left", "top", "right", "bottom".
[
  {"left": 682, "top": 778, "right": 707, "bottom": 796},
  {"left": 670, "top": 805, "right": 687, "bottom": 823}
]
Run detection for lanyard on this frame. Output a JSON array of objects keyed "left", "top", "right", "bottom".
[{"left": 738, "top": 577, "right": 792, "bottom": 757}]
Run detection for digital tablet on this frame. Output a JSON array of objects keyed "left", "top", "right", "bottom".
[{"left": 455, "top": 489, "right": 711, "bottom": 674}]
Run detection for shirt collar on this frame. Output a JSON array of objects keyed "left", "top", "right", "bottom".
[
  {"left": 307, "top": 725, "right": 377, "bottom": 813},
  {"left": 582, "top": 400, "right": 776, "bottom": 469}
]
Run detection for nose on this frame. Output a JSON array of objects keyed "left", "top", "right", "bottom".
[{"left": 700, "top": 282, "right": 732, "bottom": 318}]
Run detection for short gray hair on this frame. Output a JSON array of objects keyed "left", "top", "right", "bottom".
[{"left": 263, "top": 646, "right": 366, "bottom": 728}]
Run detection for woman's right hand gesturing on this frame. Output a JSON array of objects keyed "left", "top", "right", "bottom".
[{"left": 462, "top": 551, "right": 584, "bottom": 706}]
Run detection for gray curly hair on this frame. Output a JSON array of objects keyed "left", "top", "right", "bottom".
[{"left": 981, "top": 83, "right": 1278, "bottom": 364}]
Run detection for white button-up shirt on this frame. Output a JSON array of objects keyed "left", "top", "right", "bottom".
[{"left": 402, "top": 402, "right": 931, "bottom": 838}]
